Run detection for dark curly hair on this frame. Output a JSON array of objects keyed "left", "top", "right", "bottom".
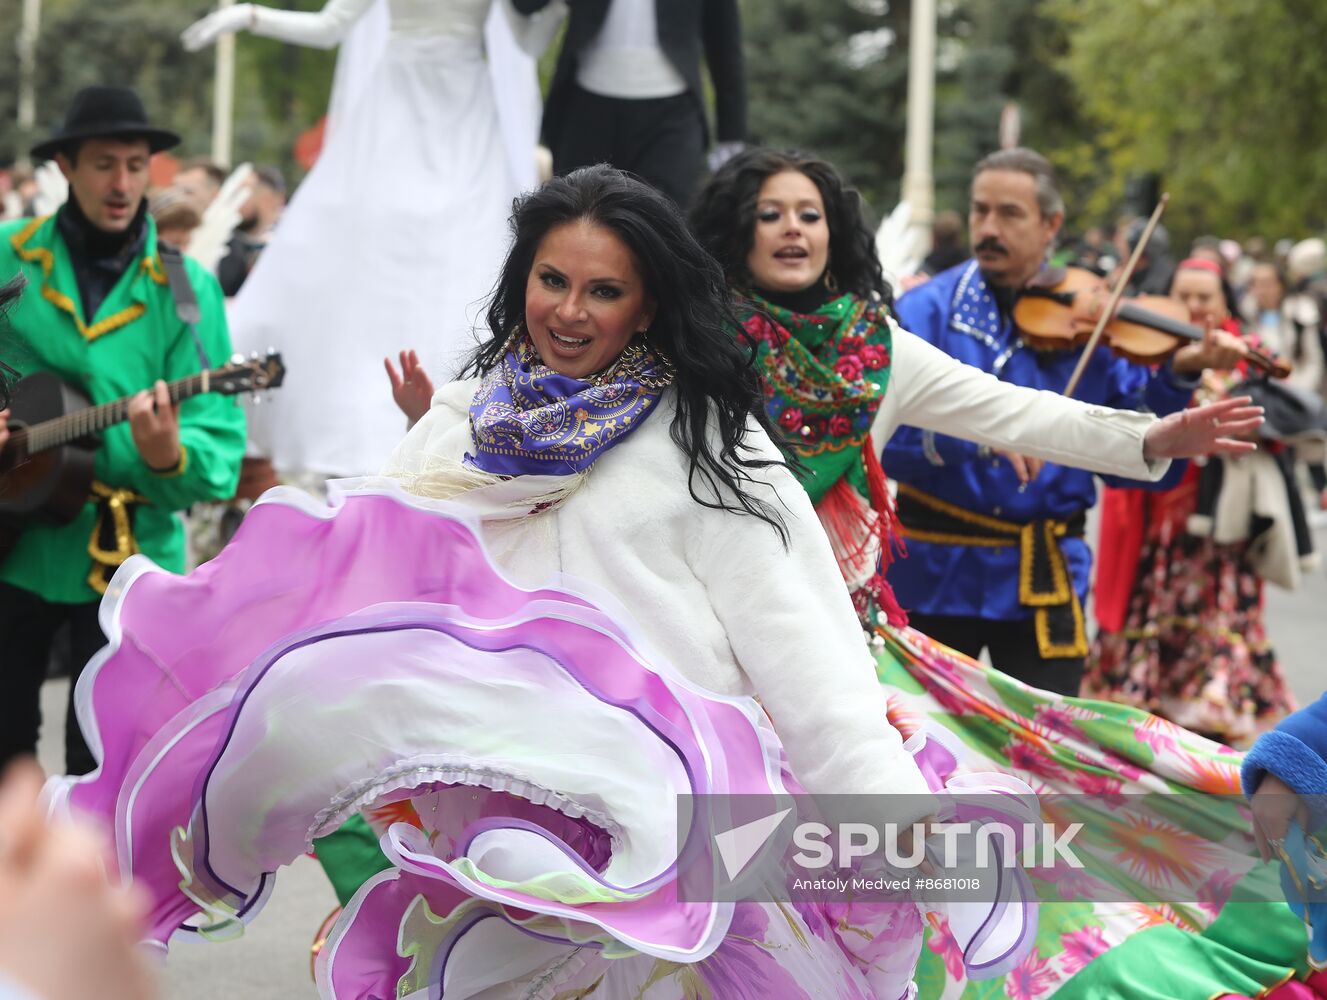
[
  {"left": 463, "top": 165, "right": 792, "bottom": 541},
  {"left": 689, "top": 148, "right": 892, "bottom": 303},
  {"left": 0, "top": 274, "right": 28, "bottom": 410}
]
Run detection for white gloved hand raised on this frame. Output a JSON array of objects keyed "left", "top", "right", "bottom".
[{"left": 181, "top": 4, "right": 255, "bottom": 51}]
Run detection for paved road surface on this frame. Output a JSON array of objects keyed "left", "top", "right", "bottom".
[{"left": 33, "top": 527, "right": 1325, "bottom": 999}]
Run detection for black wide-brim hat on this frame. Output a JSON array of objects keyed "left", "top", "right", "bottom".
[{"left": 31, "top": 85, "right": 180, "bottom": 161}]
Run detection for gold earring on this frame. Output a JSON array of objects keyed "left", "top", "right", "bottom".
[{"left": 824, "top": 269, "right": 840, "bottom": 294}]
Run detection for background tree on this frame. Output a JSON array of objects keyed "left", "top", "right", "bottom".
[
  {"left": 0, "top": 0, "right": 336, "bottom": 179},
  {"left": 741, "top": 0, "right": 915, "bottom": 218},
  {"left": 1047, "top": 0, "right": 1327, "bottom": 243},
  {"left": 741, "top": 0, "right": 1081, "bottom": 234}
]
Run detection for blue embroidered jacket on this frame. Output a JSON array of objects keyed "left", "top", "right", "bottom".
[{"left": 885, "top": 260, "right": 1197, "bottom": 621}]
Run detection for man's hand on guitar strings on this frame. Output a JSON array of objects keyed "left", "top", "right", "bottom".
[{"left": 128, "top": 380, "right": 182, "bottom": 472}]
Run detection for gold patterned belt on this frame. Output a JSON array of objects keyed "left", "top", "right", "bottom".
[
  {"left": 86, "top": 480, "right": 148, "bottom": 595},
  {"left": 895, "top": 482, "right": 1088, "bottom": 659}
]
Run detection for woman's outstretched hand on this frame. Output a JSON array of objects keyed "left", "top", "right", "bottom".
[
  {"left": 384, "top": 350, "right": 436, "bottom": 428},
  {"left": 1142, "top": 395, "right": 1263, "bottom": 461},
  {"left": 181, "top": 4, "right": 255, "bottom": 51}
]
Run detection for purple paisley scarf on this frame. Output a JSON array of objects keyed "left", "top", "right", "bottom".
[{"left": 467, "top": 334, "right": 674, "bottom": 477}]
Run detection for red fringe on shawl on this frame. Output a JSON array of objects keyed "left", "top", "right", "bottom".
[{"left": 816, "top": 434, "right": 910, "bottom": 627}]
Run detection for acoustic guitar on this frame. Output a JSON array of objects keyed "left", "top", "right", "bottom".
[{"left": 0, "top": 353, "right": 285, "bottom": 559}]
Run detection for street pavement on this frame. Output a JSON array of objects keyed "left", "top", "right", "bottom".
[{"left": 32, "top": 526, "right": 1326, "bottom": 999}]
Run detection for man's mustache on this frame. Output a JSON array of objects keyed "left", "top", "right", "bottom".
[{"left": 974, "top": 238, "right": 1008, "bottom": 255}]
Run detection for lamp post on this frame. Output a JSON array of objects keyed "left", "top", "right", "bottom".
[
  {"left": 211, "top": 0, "right": 237, "bottom": 167},
  {"left": 901, "top": 0, "right": 936, "bottom": 258},
  {"left": 16, "top": 0, "right": 42, "bottom": 168}
]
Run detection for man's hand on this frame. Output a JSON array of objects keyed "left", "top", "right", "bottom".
[
  {"left": 1172, "top": 322, "right": 1248, "bottom": 375},
  {"left": 384, "top": 350, "right": 436, "bottom": 428},
  {"left": 898, "top": 272, "right": 932, "bottom": 294},
  {"left": 993, "top": 450, "right": 1045, "bottom": 485},
  {"left": 0, "top": 760, "right": 160, "bottom": 1000},
  {"left": 1250, "top": 773, "right": 1308, "bottom": 863},
  {"left": 128, "top": 380, "right": 182, "bottom": 471},
  {"left": 1142, "top": 395, "right": 1263, "bottom": 460}
]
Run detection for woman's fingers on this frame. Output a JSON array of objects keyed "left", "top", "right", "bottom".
[
  {"left": 1215, "top": 416, "right": 1266, "bottom": 436},
  {"left": 1196, "top": 395, "right": 1255, "bottom": 416},
  {"left": 1214, "top": 405, "right": 1265, "bottom": 424}
]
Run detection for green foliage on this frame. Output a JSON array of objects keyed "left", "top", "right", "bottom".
[
  {"left": 1046, "top": 0, "right": 1327, "bottom": 242},
  {"left": 0, "top": 0, "right": 213, "bottom": 163},
  {"left": 0, "top": 0, "right": 334, "bottom": 181},
  {"left": 742, "top": 0, "right": 913, "bottom": 217},
  {"left": 740, "top": 0, "right": 1080, "bottom": 229},
  {"left": 933, "top": 0, "right": 1087, "bottom": 220},
  {"left": 7, "top": 0, "right": 1319, "bottom": 245}
]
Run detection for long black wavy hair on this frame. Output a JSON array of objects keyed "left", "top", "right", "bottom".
[
  {"left": 463, "top": 165, "right": 792, "bottom": 541},
  {"left": 689, "top": 148, "right": 892, "bottom": 303}
]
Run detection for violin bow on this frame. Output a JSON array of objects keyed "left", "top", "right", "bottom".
[{"left": 1062, "top": 193, "right": 1170, "bottom": 398}]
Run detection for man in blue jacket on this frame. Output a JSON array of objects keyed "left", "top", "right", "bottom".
[{"left": 886, "top": 148, "right": 1245, "bottom": 694}]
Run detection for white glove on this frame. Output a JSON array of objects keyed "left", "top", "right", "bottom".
[
  {"left": 707, "top": 141, "right": 745, "bottom": 173},
  {"left": 181, "top": 4, "right": 255, "bottom": 51}
]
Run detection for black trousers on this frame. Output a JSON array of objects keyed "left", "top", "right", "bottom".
[
  {"left": 1308, "top": 461, "right": 1327, "bottom": 494},
  {"left": 0, "top": 581, "right": 104, "bottom": 774},
  {"left": 549, "top": 85, "right": 707, "bottom": 208},
  {"left": 907, "top": 611, "right": 1086, "bottom": 697}
]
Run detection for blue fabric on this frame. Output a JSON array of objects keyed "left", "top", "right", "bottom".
[
  {"left": 1243, "top": 692, "right": 1327, "bottom": 798},
  {"left": 1278, "top": 823, "right": 1327, "bottom": 965},
  {"left": 885, "top": 260, "right": 1197, "bottom": 621},
  {"left": 1244, "top": 694, "right": 1327, "bottom": 968}
]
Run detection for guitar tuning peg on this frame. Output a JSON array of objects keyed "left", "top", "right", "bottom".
[
  {"left": 230, "top": 352, "right": 243, "bottom": 365},
  {"left": 251, "top": 392, "right": 262, "bottom": 405}
]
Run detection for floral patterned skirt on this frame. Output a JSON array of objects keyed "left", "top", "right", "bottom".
[
  {"left": 875, "top": 625, "right": 1317, "bottom": 1000},
  {"left": 1083, "top": 530, "right": 1295, "bottom": 745}
]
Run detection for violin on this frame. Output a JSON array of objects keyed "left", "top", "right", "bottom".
[{"left": 1013, "top": 266, "right": 1291, "bottom": 379}]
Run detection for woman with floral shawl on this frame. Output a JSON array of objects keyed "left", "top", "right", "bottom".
[{"left": 689, "top": 148, "right": 1323, "bottom": 999}]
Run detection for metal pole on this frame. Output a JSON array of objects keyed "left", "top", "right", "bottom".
[
  {"left": 901, "top": 0, "right": 936, "bottom": 258},
  {"left": 16, "top": 0, "right": 42, "bottom": 169},
  {"left": 211, "top": 0, "right": 237, "bottom": 167}
]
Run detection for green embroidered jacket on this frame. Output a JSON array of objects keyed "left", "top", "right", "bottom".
[{"left": 0, "top": 212, "right": 245, "bottom": 603}]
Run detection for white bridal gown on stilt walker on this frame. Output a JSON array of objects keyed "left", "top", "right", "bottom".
[{"left": 191, "top": 0, "right": 551, "bottom": 477}]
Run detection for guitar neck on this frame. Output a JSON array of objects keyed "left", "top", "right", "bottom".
[{"left": 8, "top": 372, "right": 214, "bottom": 462}]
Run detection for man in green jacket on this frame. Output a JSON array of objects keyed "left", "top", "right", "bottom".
[{"left": 0, "top": 86, "right": 245, "bottom": 774}]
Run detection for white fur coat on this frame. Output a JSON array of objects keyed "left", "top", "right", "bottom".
[{"left": 384, "top": 325, "right": 1169, "bottom": 809}]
